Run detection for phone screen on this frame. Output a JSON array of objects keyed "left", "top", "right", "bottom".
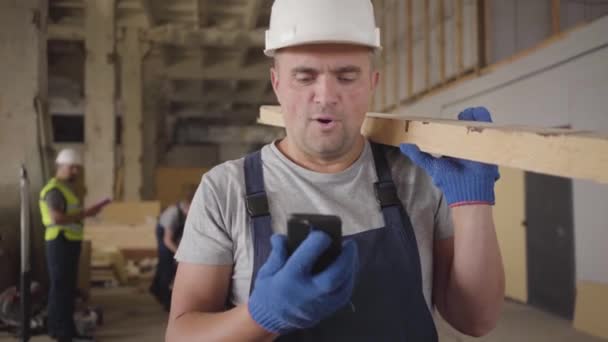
[{"left": 287, "top": 214, "right": 342, "bottom": 274}]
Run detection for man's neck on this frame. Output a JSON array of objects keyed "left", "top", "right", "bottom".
[{"left": 276, "top": 136, "right": 365, "bottom": 174}]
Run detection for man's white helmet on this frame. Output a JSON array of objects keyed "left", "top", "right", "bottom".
[
  {"left": 264, "top": 0, "right": 382, "bottom": 57},
  {"left": 55, "top": 148, "right": 83, "bottom": 166}
]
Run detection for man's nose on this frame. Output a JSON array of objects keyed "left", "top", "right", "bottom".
[{"left": 313, "top": 75, "right": 339, "bottom": 107}]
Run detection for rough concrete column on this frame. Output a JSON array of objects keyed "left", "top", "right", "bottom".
[
  {"left": 0, "top": 0, "right": 48, "bottom": 290},
  {"left": 84, "top": 0, "right": 116, "bottom": 204},
  {"left": 141, "top": 54, "right": 166, "bottom": 200},
  {"left": 119, "top": 28, "right": 146, "bottom": 200}
]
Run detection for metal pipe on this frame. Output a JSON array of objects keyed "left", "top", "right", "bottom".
[{"left": 20, "top": 165, "right": 31, "bottom": 342}]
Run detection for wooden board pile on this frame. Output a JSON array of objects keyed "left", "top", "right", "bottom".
[{"left": 83, "top": 201, "right": 160, "bottom": 288}]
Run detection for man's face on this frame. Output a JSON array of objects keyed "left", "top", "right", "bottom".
[
  {"left": 58, "top": 164, "right": 81, "bottom": 183},
  {"left": 271, "top": 44, "right": 379, "bottom": 160}
]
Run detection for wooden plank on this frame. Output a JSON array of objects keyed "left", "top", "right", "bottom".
[
  {"left": 406, "top": 0, "right": 413, "bottom": 97},
  {"left": 552, "top": 0, "right": 561, "bottom": 35},
  {"left": 424, "top": 0, "right": 431, "bottom": 89},
  {"left": 438, "top": 0, "right": 446, "bottom": 82},
  {"left": 574, "top": 281, "right": 608, "bottom": 339},
  {"left": 392, "top": 0, "right": 400, "bottom": 107},
  {"left": 258, "top": 105, "right": 608, "bottom": 184},
  {"left": 456, "top": 0, "right": 464, "bottom": 74},
  {"left": 85, "top": 222, "right": 157, "bottom": 250},
  {"left": 476, "top": 0, "right": 487, "bottom": 68},
  {"left": 380, "top": 0, "right": 387, "bottom": 110},
  {"left": 95, "top": 201, "right": 160, "bottom": 225}
]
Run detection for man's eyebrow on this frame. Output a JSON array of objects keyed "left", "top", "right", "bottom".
[
  {"left": 291, "top": 67, "right": 318, "bottom": 75},
  {"left": 331, "top": 66, "right": 362, "bottom": 74}
]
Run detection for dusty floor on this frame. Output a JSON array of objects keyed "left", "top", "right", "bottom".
[{"left": 0, "top": 287, "right": 605, "bottom": 341}]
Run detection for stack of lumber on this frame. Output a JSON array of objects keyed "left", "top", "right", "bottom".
[{"left": 84, "top": 201, "right": 160, "bottom": 287}]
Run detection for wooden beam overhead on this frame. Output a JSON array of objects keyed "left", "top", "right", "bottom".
[
  {"left": 143, "top": 25, "right": 265, "bottom": 47},
  {"left": 258, "top": 106, "right": 608, "bottom": 184}
]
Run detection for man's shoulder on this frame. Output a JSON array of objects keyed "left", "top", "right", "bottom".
[
  {"left": 381, "top": 143, "right": 438, "bottom": 192},
  {"left": 204, "top": 154, "right": 247, "bottom": 188}
]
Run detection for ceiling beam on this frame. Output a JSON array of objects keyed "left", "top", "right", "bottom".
[
  {"left": 165, "top": 60, "right": 270, "bottom": 80},
  {"left": 143, "top": 24, "right": 265, "bottom": 47}
]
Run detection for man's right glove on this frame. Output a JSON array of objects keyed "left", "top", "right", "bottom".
[{"left": 248, "top": 231, "right": 359, "bottom": 335}]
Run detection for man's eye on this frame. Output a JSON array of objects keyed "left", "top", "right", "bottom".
[
  {"left": 295, "top": 74, "right": 314, "bottom": 83},
  {"left": 338, "top": 73, "right": 358, "bottom": 83}
]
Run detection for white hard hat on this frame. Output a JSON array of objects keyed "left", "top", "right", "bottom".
[
  {"left": 55, "top": 148, "right": 83, "bottom": 166},
  {"left": 264, "top": 0, "right": 382, "bottom": 57}
]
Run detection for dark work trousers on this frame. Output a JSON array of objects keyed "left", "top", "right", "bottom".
[
  {"left": 45, "top": 231, "right": 82, "bottom": 339},
  {"left": 150, "top": 224, "right": 176, "bottom": 311}
]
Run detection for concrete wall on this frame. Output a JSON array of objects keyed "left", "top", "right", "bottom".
[
  {"left": 0, "top": 0, "right": 48, "bottom": 291},
  {"left": 395, "top": 16, "right": 608, "bottom": 285}
]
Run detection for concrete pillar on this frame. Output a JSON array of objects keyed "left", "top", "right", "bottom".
[
  {"left": 141, "top": 54, "right": 165, "bottom": 200},
  {"left": 84, "top": 0, "right": 116, "bottom": 204},
  {"left": 119, "top": 28, "right": 146, "bottom": 200},
  {"left": 0, "top": 0, "right": 48, "bottom": 290}
]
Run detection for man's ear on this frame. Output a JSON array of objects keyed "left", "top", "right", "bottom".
[
  {"left": 370, "top": 70, "right": 380, "bottom": 91},
  {"left": 270, "top": 66, "right": 281, "bottom": 104}
]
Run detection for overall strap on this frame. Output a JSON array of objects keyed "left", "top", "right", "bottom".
[
  {"left": 244, "top": 150, "right": 273, "bottom": 293},
  {"left": 370, "top": 143, "right": 403, "bottom": 229}
]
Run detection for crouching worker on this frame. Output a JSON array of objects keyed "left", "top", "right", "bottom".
[{"left": 150, "top": 186, "right": 196, "bottom": 311}]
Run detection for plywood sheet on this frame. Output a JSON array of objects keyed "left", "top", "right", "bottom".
[
  {"left": 574, "top": 281, "right": 608, "bottom": 339},
  {"left": 96, "top": 201, "right": 160, "bottom": 225},
  {"left": 84, "top": 221, "right": 157, "bottom": 250},
  {"left": 155, "top": 167, "right": 207, "bottom": 209},
  {"left": 494, "top": 167, "right": 527, "bottom": 302}
]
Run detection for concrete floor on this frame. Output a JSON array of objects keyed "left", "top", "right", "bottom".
[{"left": 0, "top": 288, "right": 605, "bottom": 341}]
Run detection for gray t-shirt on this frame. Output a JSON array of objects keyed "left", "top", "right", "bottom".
[
  {"left": 176, "top": 140, "right": 454, "bottom": 310},
  {"left": 159, "top": 203, "right": 186, "bottom": 232},
  {"left": 45, "top": 188, "right": 67, "bottom": 212}
]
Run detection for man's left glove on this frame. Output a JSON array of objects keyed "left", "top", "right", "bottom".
[{"left": 399, "top": 107, "right": 500, "bottom": 207}]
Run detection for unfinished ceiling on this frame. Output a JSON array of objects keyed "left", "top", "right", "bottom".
[{"left": 48, "top": 0, "right": 277, "bottom": 122}]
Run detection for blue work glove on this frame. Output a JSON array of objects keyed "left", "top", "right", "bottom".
[
  {"left": 248, "top": 231, "right": 359, "bottom": 335},
  {"left": 400, "top": 107, "right": 500, "bottom": 207}
]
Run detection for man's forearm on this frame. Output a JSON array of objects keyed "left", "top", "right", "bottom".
[
  {"left": 166, "top": 305, "right": 277, "bottom": 342},
  {"left": 51, "top": 210, "right": 85, "bottom": 225},
  {"left": 445, "top": 205, "right": 505, "bottom": 336}
]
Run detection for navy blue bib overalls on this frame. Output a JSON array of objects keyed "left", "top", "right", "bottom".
[{"left": 244, "top": 143, "right": 438, "bottom": 341}]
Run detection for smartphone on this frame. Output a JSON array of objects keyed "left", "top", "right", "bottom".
[{"left": 287, "top": 214, "right": 342, "bottom": 274}]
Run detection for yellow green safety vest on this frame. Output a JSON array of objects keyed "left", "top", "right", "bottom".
[{"left": 39, "top": 178, "right": 84, "bottom": 241}]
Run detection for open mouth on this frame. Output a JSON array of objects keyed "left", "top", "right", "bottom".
[{"left": 317, "top": 119, "right": 333, "bottom": 124}]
